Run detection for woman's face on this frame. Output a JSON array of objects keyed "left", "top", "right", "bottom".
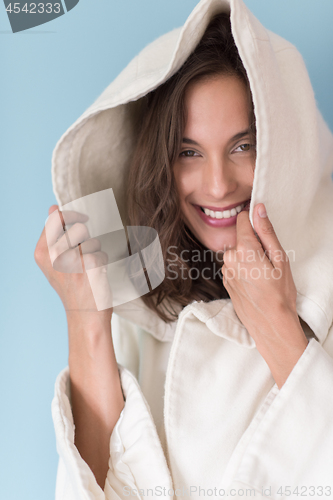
[{"left": 173, "top": 74, "right": 255, "bottom": 254}]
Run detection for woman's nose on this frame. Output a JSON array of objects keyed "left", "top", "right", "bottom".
[{"left": 202, "top": 157, "right": 237, "bottom": 199}]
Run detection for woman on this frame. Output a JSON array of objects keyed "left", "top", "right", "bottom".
[{"left": 35, "top": 0, "right": 333, "bottom": 498}]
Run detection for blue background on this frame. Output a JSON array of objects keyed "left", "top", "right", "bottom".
[{"left": 1, "top": 1, "right": 332, "bottom": 498}]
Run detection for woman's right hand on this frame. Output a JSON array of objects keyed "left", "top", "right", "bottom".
[
  {"left": 36, "top": 206, "right": 124, "bottom": 490},
  {"left": 34, "top": 205, "right": 112, "bottom": 322}
]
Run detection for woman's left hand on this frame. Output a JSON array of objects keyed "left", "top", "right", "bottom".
[{"left": 221, "top": 203, "right": 309, "bottom": 389}]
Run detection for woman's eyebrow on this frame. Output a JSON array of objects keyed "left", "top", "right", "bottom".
[
  {"left": 182, "top": 137, "right": 200, "bottom": 146},
  {"left": 231, "top": 129, "right": 251, "bottom": 142},
  {"left": 182, "top": 129, "right": 251, "bottom": 147}
]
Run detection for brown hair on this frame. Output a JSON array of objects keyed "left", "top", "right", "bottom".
[{"left": 127, "top": 12, "right": 256, "bottom": 322}]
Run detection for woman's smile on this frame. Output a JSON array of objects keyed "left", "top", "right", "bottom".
[
  {"left": 193, "top": 198, "right": 251, "bottom": 227},
  {"left": 173, "top": 74, "right": 255, "bottom": 253}
]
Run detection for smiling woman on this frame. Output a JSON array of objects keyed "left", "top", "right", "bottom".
[
  {"left": 127, "top": 14, "right": 257, "bottom": 320},
  {"left": 34, "top": 0, "right": 333, "bottom": 498}
]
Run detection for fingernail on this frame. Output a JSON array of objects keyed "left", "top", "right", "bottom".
[{"left": 258, "top": 204, "right": 267, "bottom": 218}]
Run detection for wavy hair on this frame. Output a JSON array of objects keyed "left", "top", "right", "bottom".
[{"left": 127, "top": 12, "right": 256, "bottom": 322}]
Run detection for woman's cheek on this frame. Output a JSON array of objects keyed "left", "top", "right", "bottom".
[{"left": 176, "top": 167, "right": 197, "bottom": 198}]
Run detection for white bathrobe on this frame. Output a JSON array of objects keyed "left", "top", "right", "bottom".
[{"left": 50, "top": 0, "right": 333, "bottom": 498}]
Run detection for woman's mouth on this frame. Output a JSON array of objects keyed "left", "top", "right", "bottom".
[{"left": 194, "top": 200, "right": 251, "bottom": 227}]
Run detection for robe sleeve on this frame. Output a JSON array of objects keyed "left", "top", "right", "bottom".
[
  {"left": 51, "top": 364, "right": 173, "bottom": 500},
  {"left": 228, "top": 325, "right": 333, "bottom": 498},
  {"left": 51, "top": 312, "right": 173, "bottom": 500}
]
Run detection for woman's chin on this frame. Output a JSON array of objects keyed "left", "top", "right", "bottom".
[
  {"left": 199, "top": 232, "right": 237, "bottom": 254},
  {"left": 198, "top": 226, "right": 237, "bottom": 252},
  {"left": 184, "top": 219, "right": 237, "bottom": 254}
]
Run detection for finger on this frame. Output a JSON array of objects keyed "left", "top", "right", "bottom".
[
  {"left": 80, "top": 238, "right": 101, "bottom": 255},
  {"left": 52, "top": 246, "right": 84, "bottom": 273},
  {"left": 45, "top": 209, "right": 67, "bottom": 249},
  {"left": 253, "top": 204, "right": 286, "bottom": 268},
  {"left": 65, "top": 222, "right": 91, "bottom": 248},
  {"left": 49, "top": 205, "right": 59, "bottom": 216},
  {"left": 236, "top": 210, "right": 260, "bottom": 248},
  {"left": 82, "top": 251, "right": 109, "bottom": 271},
  {"left": 49, "top": 223, "right": 90, "bottom": 266},
  {"left": 233, "top": 211, "right": 266, "bottom": 266},
  {"left": 61, "top": 209, "right": 89, "bottom": 227},
  {"left": 45, "top": 208, "right": 89, "bottom": 248},
  {"left": 52, "top": 246, "right": 108, "bottom": 274},
  {"left": 221, "top": 263, "right": 234, "bottom": 286},
  {"left": 221, "top": 248, "right": 237, "bottom": 267}
]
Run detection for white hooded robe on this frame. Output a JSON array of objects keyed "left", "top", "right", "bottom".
[{"left": 50, "top": 0, "right": 333, "bottom": 498}]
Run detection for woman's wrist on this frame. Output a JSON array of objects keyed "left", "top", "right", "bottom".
[
  {"left": 250, "top": 308, "right": 309, "bottom": 389},
  {"left": 66, "top": 309, "right": 112, "bottom": 334},
  {"left": 67, "top": 309, "right": 113, "bottom": 362}
]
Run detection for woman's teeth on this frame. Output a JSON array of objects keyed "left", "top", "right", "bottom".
[{"left": 200, "top": 203, "right": 246, "bottom": 219}]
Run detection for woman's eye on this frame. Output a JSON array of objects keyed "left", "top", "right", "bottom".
[
  {"left": 179, "top": 150, "right": 199, "bottom": 157},
  {"left": 233, "top": 143, "right": 254, "bottom": 153}
]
